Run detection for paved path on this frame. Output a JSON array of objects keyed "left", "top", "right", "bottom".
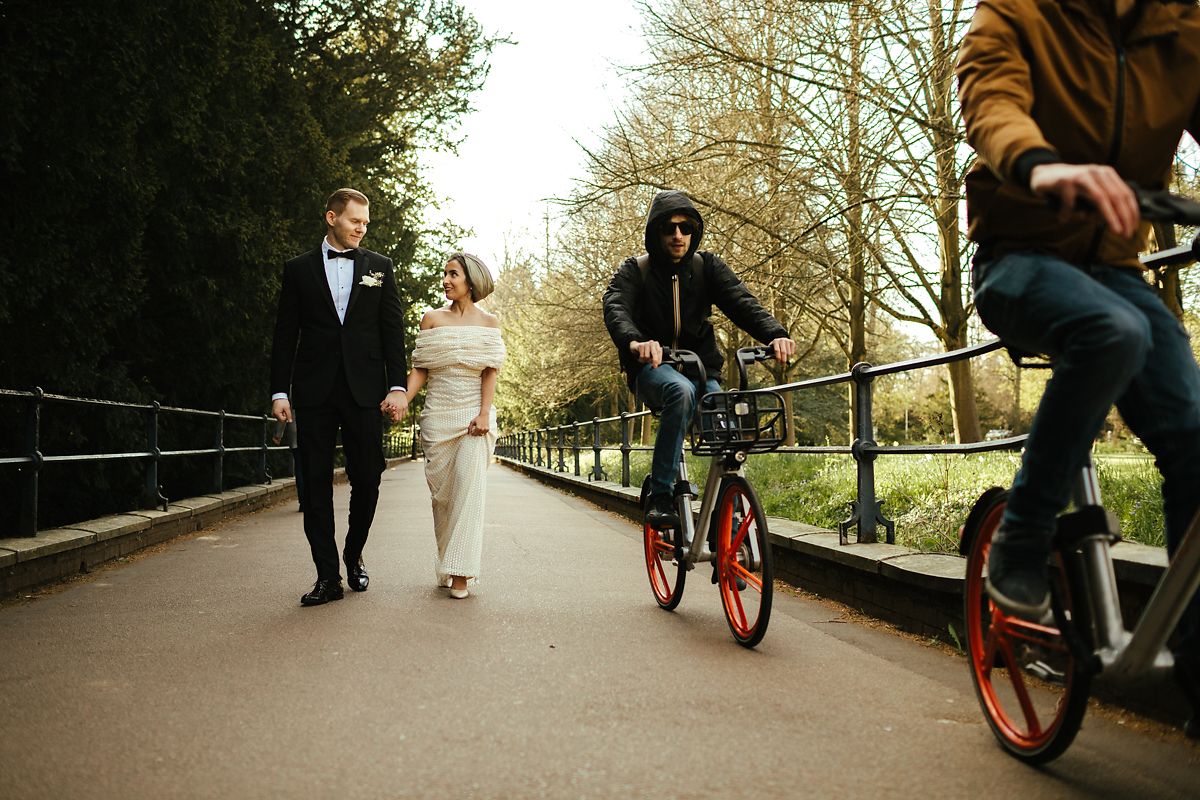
[{"left": 1, "top": 461, "right": 1196, "bottom": 798}]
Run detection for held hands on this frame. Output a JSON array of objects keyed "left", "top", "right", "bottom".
[
  {"left": 380, "top": 390, "right": 409, "bottom": 422},
  {"left": 1029, "top": 163, "right": 1139, "bottom": 238},
  {"left": 769, "top": 337, "right": 796, "bottom": 364},
  {"left": 271, "top": 398, "right": 293, "bottom": 424},
  {"left": 467, "top": 412, "right": 490, "bottom": 437},
  {"left": 629, "top": 339, "right": 663, "bottom": 368}
]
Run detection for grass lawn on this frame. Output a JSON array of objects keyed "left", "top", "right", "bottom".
[{"left": 588, "top": 448, "right": 1165, "bottom": 553}]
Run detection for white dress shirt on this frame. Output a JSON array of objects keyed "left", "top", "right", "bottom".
[{"left": 321, "top": 237, "right": 355, "bottom": 324}]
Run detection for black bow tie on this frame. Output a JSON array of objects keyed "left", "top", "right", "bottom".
[{"left": 327, "top": 248, "right": 356, "bottom": 260}]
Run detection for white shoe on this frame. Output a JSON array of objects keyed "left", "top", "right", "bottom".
[{"left": 449, "top": 587, "right": 469, "bottom": 599}]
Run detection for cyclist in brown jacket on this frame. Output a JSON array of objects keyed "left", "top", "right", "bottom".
[{"left": 957, "top": 0, "right": 1200, "bottom": 736}]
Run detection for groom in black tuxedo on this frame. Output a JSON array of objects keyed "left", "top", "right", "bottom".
[{"left": 270, "top": 188, "right": 408, "bottom": 606}]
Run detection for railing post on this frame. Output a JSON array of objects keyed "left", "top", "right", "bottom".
[
  {"left": 411, "top": 424, "right": 419, "bottom": 459},
  {"left": 213, "top": 409, "right": 226, "bottom": 494},
  {"left": 535, "top": 429, "right": 543, "bottom": 467},
  {"left": 545, "top": 427, "right": 553, "bottom": 469},
  {"left": 556, "top": 426, "right": 566, "bottom": 472},
  {"left": 838, "top": 363, "right": 895, "bottom": 545},
  {"left": 589, "top": 417, "right": 607, "bottom": 482},
  {"left": 17, "top": 387, "right": 43, "bottom": 537},
  {"left": 145, "top": 402, "right": 166, "bottom": 510},
  {"left": 572, "top": 423, "right": 581, "bottom": 476},
  {"left": 619, "top": 412, "right": 632, "bottom": 488},
  {"left": 261, "top": 415, "right": 272, "bottom": 483}
]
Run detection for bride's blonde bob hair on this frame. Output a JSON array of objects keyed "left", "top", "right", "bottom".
[{"left": 449, "top": 252, "right": 495, "bottom": 301}]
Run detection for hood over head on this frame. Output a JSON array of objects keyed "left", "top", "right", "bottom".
[{"left": 643, "top": 190, "right": 704, "bottom": 267}]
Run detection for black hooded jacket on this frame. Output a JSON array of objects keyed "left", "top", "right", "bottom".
[{"left": 602, "top": 190, "right": 788, "bottom": 389}]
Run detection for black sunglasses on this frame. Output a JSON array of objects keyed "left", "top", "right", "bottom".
[{"left": 658, "top": 220, "right": 696, "bottom": 237}]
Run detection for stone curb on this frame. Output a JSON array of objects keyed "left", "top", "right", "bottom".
[{"left": 0, "top": 458, "right": 410, "bottom": 597}]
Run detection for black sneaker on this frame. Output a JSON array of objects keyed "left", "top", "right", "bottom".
[
  {"left": 644, "top": 493, "right": 680, "bottom": 530},
  {"left": 985, "top": 526, "right": 1052, "bottom": 619}
]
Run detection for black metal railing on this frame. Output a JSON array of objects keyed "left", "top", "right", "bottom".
[
  {"left": 496, "top": 338, "right": 1028, "bottom": 546},
  {"left": 0, "top": 387, "right": 418, "bottom": 538}
]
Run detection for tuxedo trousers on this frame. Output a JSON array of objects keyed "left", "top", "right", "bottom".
[{"left": 294, "top": 366, "right": 385, "bottom": 581}]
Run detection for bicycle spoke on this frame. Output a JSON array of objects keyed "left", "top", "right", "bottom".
[
  {"left": 728, "top": 560, "right": 762, "bottom": 593},
  {"left": 650, "top": 555, "right": 667, "bottom": 584},
  {"left": 729, "top": 583, "right": 748, "bottom": 627},
  {"left": 730, "top": 510, "right": 753, "bottom": 552},
  {"left": 996, "top": 635, "right": 1043, "bottom": 737},
  {"left": 1002, "top": 616, "right": 1070, "bottom": 654}
]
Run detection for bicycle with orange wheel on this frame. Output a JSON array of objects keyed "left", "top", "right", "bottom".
[
  {"left": 960, "top": 186, "right": 1200, "bottom": 762},
  {"left": 641, "top": 346, "right": 787, "bottom": 648}
]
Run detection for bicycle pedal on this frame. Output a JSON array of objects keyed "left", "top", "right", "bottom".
[{"left": 1023, "top": 659, "right": 1066, "bottom": 685}]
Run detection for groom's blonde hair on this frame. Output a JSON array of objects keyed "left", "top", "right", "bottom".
[{"left": 326, "top": 188, "right": 369, "bottom": 215}]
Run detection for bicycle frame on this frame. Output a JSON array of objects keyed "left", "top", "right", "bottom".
[
  {"left": 670, "top": 454, "right": 758, "bottom": 570},
  {"left": 1066, "top": 461, "right": 1200, "bottom": 680},
  {"left": 656, "top": 346, "right": 775, "bottom": 571}
]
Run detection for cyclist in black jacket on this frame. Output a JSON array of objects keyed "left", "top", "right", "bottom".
[{"left": 603, "top": 190, "right": 795, "bottom": 528}]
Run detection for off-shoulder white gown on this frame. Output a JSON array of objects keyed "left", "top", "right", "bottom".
[{"left": 411, "top": 326, "right": 506, "bottom": 586}]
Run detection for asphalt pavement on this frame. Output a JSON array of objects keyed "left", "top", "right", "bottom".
[{"left": 0, "top": 460, "right": 1196, "bottom": 799}]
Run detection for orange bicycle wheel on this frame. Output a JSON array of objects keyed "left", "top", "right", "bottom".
[
  {"left": 714, "top": 477, "right": 772, "bottom": 648},
  {"left": 641, "top": 477, "right": 685, "bottom": 610},
  {"left": 962, "top": 488, "right": 1091, "bottom": 763}
]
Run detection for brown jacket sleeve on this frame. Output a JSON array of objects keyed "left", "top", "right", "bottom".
[{"left": 956, "top": 1, "right": 1057, "bottom": 183}]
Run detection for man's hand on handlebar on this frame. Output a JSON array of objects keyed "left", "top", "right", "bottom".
[
  {"left": 629, "top": 339, "right": 663, "bottom": 368},
  {"left": 1029, "top": 163, "right": 1140, "bottom": 238},
  {"left": 769, "top": 337, "right": 795, "bottom": 364}
]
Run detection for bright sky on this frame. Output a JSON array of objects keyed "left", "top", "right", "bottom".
[{"left": 422, "top": 0, "right": 645, "bottom": 274}]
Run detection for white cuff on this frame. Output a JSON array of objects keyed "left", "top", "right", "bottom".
[
  {"left": 390, "top": 386, "right": 406, "bottom": 393},
  {"left": 271, "top": 393, "right": 288, "bottom": 401}
]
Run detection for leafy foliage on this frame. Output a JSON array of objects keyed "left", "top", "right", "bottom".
[{"left": 0, "top": 0, "right": 495, "bottom": 532}]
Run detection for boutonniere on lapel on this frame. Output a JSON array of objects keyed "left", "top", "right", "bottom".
[{"left": 359, "top": 271, "right": 384, "bottom": 288}]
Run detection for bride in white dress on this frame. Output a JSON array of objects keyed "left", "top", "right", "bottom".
[{"left": 387, "top": 253, "right": 505, "bottom": 598}]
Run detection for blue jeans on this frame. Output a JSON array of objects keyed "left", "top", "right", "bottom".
[
  {"left": 975, "top": 251, "right": 1200, "bottom": 654},
  {"left": 635, "top": 363, "right": 721, "bottom": 497}
]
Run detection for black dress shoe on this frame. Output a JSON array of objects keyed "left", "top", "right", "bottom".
[
  {"left": 300, "top": 578, "right": 344, "bottom": 606},
  {"left": 346, "top": 558, "right": 369, "bottom": 592}
]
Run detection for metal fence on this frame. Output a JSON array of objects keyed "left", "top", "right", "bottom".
[
  {"left": 496, "top": 338, "right": 1031, "bottom": 546},
  {"left": 0, "top": 387, "right": 418, "bottom": 538}
]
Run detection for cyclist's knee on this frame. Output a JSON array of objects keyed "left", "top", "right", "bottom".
[
  {"left": 661, "top": 380, "right": 698, "bottom": 414},
  {"left": 1071, "top": 308, "right": 1149, "bottom": 375}
]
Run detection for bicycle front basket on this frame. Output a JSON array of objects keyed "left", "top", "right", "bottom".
[{"left": 692, "top": 389, "right": 788, "bottom": 455}]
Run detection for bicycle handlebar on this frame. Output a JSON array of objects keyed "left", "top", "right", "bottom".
[
  {"left": 1047, "top": 182, "right": 1200, "bottom": 269},
  {"left": 660, "top": 348, "right": 707, "bottom": 387},
  {"left": 1050, "top": 182, "right": 1200, "bottom": 226},
  {"left": 661, "top": 346, "right": 775, "bottom": 391},
  {"left": 1130, "top": 183, "right": 1200, "bottom": 226},
  {"left": 735, "top": 346, "right": 775, "bottom": 390}
]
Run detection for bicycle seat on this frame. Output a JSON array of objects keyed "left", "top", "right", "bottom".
[{"left": 1006, "top": 346, "right": 1053, "bottom": 369}]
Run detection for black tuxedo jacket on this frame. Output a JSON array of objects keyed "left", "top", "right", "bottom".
[{"left": 270, "top": 246, "right": 407, "bottom": 408}]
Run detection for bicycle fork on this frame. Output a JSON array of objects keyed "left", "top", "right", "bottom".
[{"left": 1062, "top": 460, "right": 1200, "bottom": 679}]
